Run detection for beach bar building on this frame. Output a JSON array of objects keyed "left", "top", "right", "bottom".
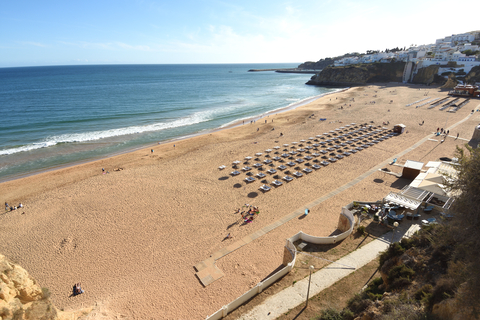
[
  {"left": 449, "top": 84, "right": 480, "bottom": 98},
  {"left": 393, "top": 124, "right": 406, "bottom": 134},
  {"left": 402, "top": 160, "right": 424, "bottom": 180}
]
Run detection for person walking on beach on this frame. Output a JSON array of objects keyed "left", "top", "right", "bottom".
[{"left": 456, "top": 133, "right": 459, "bottom": 140}]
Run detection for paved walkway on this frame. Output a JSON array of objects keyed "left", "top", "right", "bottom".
[
  {"left": 238, "top": 224, "right": 421, "bottom": 320},
  {"left": 196, "top": 112, "right": 475, "bottom": 286}
]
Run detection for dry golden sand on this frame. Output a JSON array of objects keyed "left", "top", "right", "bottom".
[{"left": 1, "top": 84, "right": 479, "bottom": 319}]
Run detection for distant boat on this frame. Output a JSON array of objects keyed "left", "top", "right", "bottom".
[{"left": 228, "top": 71, "right": 232, "bottom": 73}]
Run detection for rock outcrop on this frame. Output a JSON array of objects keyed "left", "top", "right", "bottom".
[
  {"left": 411, "top": 65, "right": 445, "bottom": 85},
  {"left": 440, "top": 73, "right": 459, "bottom": 89},
  {"left": 298, "top": 58, "right": 335, "bottom": 70},
  {"left": 306, "top": 62, "right": 405, "bottom": 86},
  {"left": 465, "top": 65, "right": 480, "bottom": 84},
  {"left": 0, "top": 254, "right": 90, "bottom": 320}
]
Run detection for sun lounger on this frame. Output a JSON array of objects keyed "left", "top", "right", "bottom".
[
  {"left": 328, "top": 158, "right": 337, "bottom": 162},
  {"left": 278, "top": 165, "right": 287, "bottom": 170},
  {"left": 263, "top": 159, "right": 272, "bottom": 164},
  {"left": 244, "top": 176, "right": 256, "bottom": 183},
  {"left": 312, "top": 164, "right": 321, "bottom": 170},
  {"left": 336, "top": 154, "right": 344, "bottom": 159},
  {"left": 287, "top": 162, "right": 296, "bottom": 166},
  {"left": 283, "top": 176, "right": 293, "bottom": 182},
  {"left": 302, "top": 168, "right": 313, "bottom": 173},
  {"left": 259, "top": 185, "right": 271, "bottom": 192},
  {"left": 271, "top": 180, "right": 283, "bottom": 187},
  {"left": 256, "top": 172, "right": 266, "bottom": 178},
  {"left": 295, "top": 158, "right": 304, "bottom": 163},
  {"left": 242, "top": 166, "right": 252, "bottom": 171},
  {"left": 218, "top": 165, "right": 226, "bottom": 170},
  {"left": 230, "top": 171, "right": 240, "bottom": 176},
  {"left": 321, "top": 161, "right": 330, "bottom": 166},
  {"left": 293, "top": 171, "right": 303, "bottom": 178},
  {"left": 304, "top": 156, "right": 312, "bottom": 160},
  {"left": 267, "top": 169, "right": 277, "bottom": 174}
]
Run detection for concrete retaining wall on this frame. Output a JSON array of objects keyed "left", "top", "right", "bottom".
[{"left": 205, "top": 203, "right": 356, "bottom": 319}]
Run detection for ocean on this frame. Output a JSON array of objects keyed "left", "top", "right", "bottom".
[{"left": 0, "top": 64, "right": 338, "bottom": 181}]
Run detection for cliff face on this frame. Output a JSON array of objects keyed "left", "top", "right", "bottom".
[
  {"left": 0, "top": 254, "right": 90, "bottom": 320},
  {"left": 306, "top": 62, "right": 405, "bottom": 86},
  {"left": 465, "top": 65, "right": 480, "bottom": 83},
  {"left": 411, "top": 65, "right": 445, "bottom": 85}
]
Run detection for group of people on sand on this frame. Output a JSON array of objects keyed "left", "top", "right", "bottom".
[
  {"left": 5, "top": 202, "right": 23, "bottom": 212},
  {"left": 234, "top": 204, "right": 260, "bottom": 224}
]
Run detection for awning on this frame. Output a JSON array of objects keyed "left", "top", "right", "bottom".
[{"left": 384, "top": 192, "right": 422, "bottom": 210}]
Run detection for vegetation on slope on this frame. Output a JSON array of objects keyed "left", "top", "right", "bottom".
[{"left": 314, "top": 144, "right": 480, "bottom": 320}]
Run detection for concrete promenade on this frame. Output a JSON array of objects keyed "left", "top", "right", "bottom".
[{"left": 238, "top": 224, "right": 420, "bottom": 320}]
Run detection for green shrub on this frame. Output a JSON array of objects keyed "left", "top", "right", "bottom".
[
  {"left": 347, "top": 293, "right": 372, "bottom": 314},
  {"left": 365, "top": 277, "right": 384, "bottom": 300},
  {"left": 388, "top": 265, "right": 415, "bottom": 290},
  {"left": 357, "top": 225, "right": 365, "bottom": 235},
  {"left": 320, "top": 308, "right": 343, "bottom": 320},
  {"left": 379, "top": 242, "right": 405, "bottom": 266},
  {"left": 414, "top": 284, "right": 433, "bottom": 301}
]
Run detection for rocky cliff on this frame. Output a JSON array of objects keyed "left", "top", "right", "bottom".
[
  {"left": 306, "top": 62, "right": 405, "bottom": 86},
  {"left": 411, "top": 65, "right": 445, "bottom": 85},
  {"left": 0, "top": 254, "right": 90, "bottom": 320},
  {"left": 465, "top": 65, "right": 480, "bottom": 83},
  {"left": 298, "top": 58, "right": 335, "bottom": 70}
]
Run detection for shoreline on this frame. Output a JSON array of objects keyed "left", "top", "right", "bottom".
[
  {"left": 0, "top": 88, "right": 347, "bottom": 184},
  {"left": 1, "top": 83, "right": 477, "bottom": 319}
]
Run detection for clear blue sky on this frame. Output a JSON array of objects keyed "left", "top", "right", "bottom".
[{"left": 1, "top": 0, "right": 478, "bottom": 67}]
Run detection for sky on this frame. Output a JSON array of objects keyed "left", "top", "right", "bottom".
[{"left": 1, "top": 0, "right": 479, "bottom": 68}]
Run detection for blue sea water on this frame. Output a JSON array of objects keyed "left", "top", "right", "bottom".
[{"left": 0, "top": 64, "right": 338, "bottom": 181}]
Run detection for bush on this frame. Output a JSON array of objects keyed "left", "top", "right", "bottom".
[
  {"left": 365, "top": 277, "right": 384, "bottom": 300},
  {"left": 347, "top": 293, "right": 372, "bottom": 314},
  {"left": 414, "top": 284, "right": 433, "bottom": 301},
  {"left": 357, "top": 225, "right": 365, "bottom": 235},
  {"left": 320, "top": 308, "right": 343, "bottom": 320},
  {"left": 388, "top": 265, "right": 415, "bottom": 290},
  {"left": 426, "top": 277, "right": 456, "bottom": 310},
  {"left": 379, "top": 242, "right": 405, "bottom": 266}
]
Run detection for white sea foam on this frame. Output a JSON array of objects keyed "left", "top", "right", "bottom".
[{"left": 0, "top": 110, "right": 213, "bottom": 156}]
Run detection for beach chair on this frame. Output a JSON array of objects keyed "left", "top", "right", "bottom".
[
  {"left": 218, "top": 165, "right": 226, "bottom": 170},
  {"left": 259, "top": 185, "right": 271, "bottom": 192},
  {"left": 271, "top": 180, "right": 283, "bottom": 187}
]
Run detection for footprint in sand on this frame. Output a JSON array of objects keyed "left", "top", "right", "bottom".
[{"left": 57, "top": 237, "right": 78, "bottom": 254}]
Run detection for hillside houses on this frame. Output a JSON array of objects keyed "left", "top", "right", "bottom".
[
  {"left": 332, "top": 31, "right": 480, "bottom": 84},
  {"left": 334, "top": 31, "right": 480, "bottom": 68}
]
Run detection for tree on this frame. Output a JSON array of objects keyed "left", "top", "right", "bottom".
[{"left": 443, "top": 144, "right": 480, "bottom": 313}]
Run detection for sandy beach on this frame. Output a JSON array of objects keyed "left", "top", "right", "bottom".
[{"left": 1, "top": 83, "right": 479, "bottom": 319}]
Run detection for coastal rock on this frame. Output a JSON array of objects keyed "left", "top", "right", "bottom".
[
  {"left": 298, "top": 58, "right": 335, "bottom": 70},
  {"left": 0, "top": 254, "right": 91, "bottom": 320},
  {"left": 306, "top": 62, "right": 405, "bottom": 86},
  {"left": 465, "top": 65, "right": 480, "bottom": 83},
  {"left": 411, "top": 65, "right": 444, "bottom": 85},
  {"left": 440, "top": 73, "right": 458, "bottom": 89}
]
